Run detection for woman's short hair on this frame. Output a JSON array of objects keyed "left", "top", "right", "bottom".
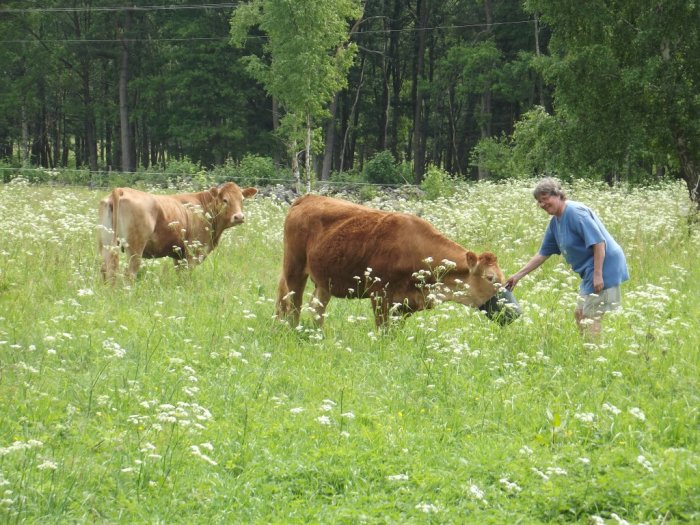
[{"left": 533, "top": 177, "right": 567, "bottom": 200}]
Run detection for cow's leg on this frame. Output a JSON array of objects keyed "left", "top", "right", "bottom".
[
  {"left": 370, "top": 293, "right": 390, "bottom": 328},
  {"left": 101, "top": 245, "right": 119, "bottom": 283},
  {"left": 97, "top": 199, "right": 118, "bottom": 283},
  {"left": 310, "top": 284, "right": 332, "bottom": 327},
  {"left": 123, "top": 236, "right": 147, "bottom": 281},
  {"left": 276, "top": 272, "right": 308, "bottom": 327}
]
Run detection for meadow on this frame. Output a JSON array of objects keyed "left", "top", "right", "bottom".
[{"left": 0, "top": 178, "right": 698, "bottom": 524}]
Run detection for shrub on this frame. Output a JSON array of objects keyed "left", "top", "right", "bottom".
[
  {"left": 237, "top": 154, "right": 278, "bottom": 186},
  {"left": 363, "top": 150, "right": 404, "bottom": 185},
  {"left": 420, "top": 165, "right": 456, "bottom": 200},
  {"left": 358, "top": 184, "right": 378, "bottom": 201},
  {"left": 470, "top": 135, "right": 518, "bottom": 180}
]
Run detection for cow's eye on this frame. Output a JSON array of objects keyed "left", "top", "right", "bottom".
[{"left": 223, "top": 198, "right": 229, "bottom": 204}]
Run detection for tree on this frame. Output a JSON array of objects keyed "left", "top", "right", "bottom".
[
  {"left": 230, "top": 0, "right": 362, "bottom": 189},
  {"left": 526, "top": 0, "right": 700, "bottom": 207}
]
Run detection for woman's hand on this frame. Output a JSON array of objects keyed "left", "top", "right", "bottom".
[
  {"left": 593, "top": 274, "right": 604, "bottom": 294},
  {"left": 505, "top": 275, "right": 520, "bottom": 290}
]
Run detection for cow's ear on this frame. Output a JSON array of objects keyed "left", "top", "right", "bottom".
[
  {"left": 242, "top": 187, "right": 258, "bottom": 198},
  {"left": 209, "top": 187, "right": 220, "bottom": 198},
  {"left": 465, "top": 251, "right": 478, "bottom": 271},
  {"left": 478, "top": 252, "right": 497, "bottom": 266}
]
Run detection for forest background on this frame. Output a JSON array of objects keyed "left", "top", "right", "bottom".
[{"left": 0, "top": 0, "right": 698, "bottom": 207}]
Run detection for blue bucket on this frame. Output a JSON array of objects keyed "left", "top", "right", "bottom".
[{"left": 478, "top": 289, "right": 521, "bottom": 325}]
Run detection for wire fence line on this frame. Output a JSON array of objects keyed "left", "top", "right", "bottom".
[{"left": 0, "top": 166, "right": 419, "bottom": 190}]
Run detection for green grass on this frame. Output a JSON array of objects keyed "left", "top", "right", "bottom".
[{"left": 0, "top": 179, "right": 698, "bottom": 524}]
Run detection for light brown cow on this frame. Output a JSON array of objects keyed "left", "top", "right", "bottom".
[
  {"left": 275, "top": 194, "right": 507, "bottom": 327},
  {"left": 98, "top": 182, "right": 257, "bottom": 281}
]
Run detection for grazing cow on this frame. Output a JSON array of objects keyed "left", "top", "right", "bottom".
[
  {"left": 275, "top": 194, "right": 516, "bottom": 327},
  {"left": 98, "top": 182, "right": 257, "bottom": 281}
]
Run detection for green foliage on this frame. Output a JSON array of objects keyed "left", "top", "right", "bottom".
[
  {"left": 231, "top": 0, "right": 362, "bottom": 119},
  {"left": 211, "top": 155, "right": 287, "bottom": 187},
  {"left": 525, "top": 0, "right": 700, "bottom": 203},
  {"left": 470, "top": 135, "right": 518, "bottom": 180},
  {"left": 329, "top": 169, "right": 363, "bottom": 184},
  {"left": 420, "top": 165, "right": 457, "bottom": 199},
  {"left": 231, "top": 0, "right": 362, "bottom": 185},
  {"left": 363, "top": 150, "right": 405, "bottom": 185},
  {"left": 510, "top": 106, "right": 566, "bottom": 178},
  {"left": 357, "top": 184, "right": 378, "bottom": 201},
  {"left": 236, "top": 154, "right": 279, "bottom": 186}
]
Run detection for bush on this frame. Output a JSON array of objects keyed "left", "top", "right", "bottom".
[
  {"left": 420, "top": 165, "right": 456, "bottom": 200},
  {"left": 237, "top": 154, "right": 278, "bottom": 186},
  {"left": 210, "top": 155, "right": 280, "bottom": 187},
  {"left": 363, "top": 151, "right": 405, "bottom": 185},
  {"left": 470, "top": 135, "right": 518, "bottom": 180},
  {"left": 511, "top": 106, "right": 561, "bottom": 177}
]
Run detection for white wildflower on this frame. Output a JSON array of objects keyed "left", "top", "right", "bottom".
[
  {"left": 574, "top": 412, "right": 595, "bottom": 424},
  {"left": 611, "top": 512, "right": 630, "bottom": 525},
  {"left": 531, "top": 468, "right": 549, "bottom": 481},
  {"left": 629, "top": 407, "right": 646, "bottom": 421},
  {"left": 386, "top": 473, "right": 409, "bottom": 481},
  {"left": 469, "top": 483, "right": 487, "bottom": 503},
  {"left": 415, "top": 502, "right": 439, "bottom": 514},
  {"left": 637, "top": 455, "right": 654, "bottom": 473},
  {"left": 499, "top": 478, "right": 522, "bottom": 493},
  {"left": 37, "top": 460, "right": 58, "bottom": 471},
  {"left": 602, "top": 403, "right": 622, "bottom": 416}
]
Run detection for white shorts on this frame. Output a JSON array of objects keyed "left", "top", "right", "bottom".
[{"left": 576, "top": 286, "right": 622, "bottom": 318}]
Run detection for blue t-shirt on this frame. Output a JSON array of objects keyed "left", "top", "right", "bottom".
[{"left": 539, "top": 201, "right": 629, "bottom": 294}]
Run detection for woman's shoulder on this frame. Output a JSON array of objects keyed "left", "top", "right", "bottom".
[{"left": 567, "top": 200, "right": 594, "bottom": 216}]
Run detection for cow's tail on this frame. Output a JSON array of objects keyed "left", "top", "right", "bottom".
[
  {"left": 110, "top": 188, "right": 122, "bottom": 248},
  {"left": 98, "top": 189, "right": 122, "bottom": 282}
]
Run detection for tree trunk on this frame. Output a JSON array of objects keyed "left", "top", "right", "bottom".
[
  {"left": 674, "top": 132, "right": 700, "bottom": 209},
  {"left": 119, "top": 9, "right": 134, "bottom": 172},
  {"left": 534, "top": 13, "right": 545, "bottom": 107},
  {"left": 411, "top": 0, "right": 429, "bottom": 184},
  {"left": 81, "top": 65, "right": 98, "bottom": 171},
  {"left": 379, "top": 11, "right": 390, "bottom": 152},
  {"left": 321, "top": 93, "right": 339, "bottom": 181},
  {"left": 305, "top": 115, "right": 312, "bottom": 192},
  {"left": 389, "top": 0, "right": 402, "bottom": 159},
  {"left": 340, "top": 56, "right": 365, "bottom": 173},
  {"left": 20, "top": 104, "right": 30, "bottom": 166},
  {"left": 271, "top": 97, "right": 281, "bottom": 167},
  {"left": 291, "top": 137, "right": 301, "bottom": 192},
  {"left": 477, "top": 0, "right": 494, "bottom": 181}
]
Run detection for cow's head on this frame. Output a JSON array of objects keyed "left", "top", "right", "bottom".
[
  {"left": 466, "top": 251, "right": 505, "bottom": 286},
  {"left": 210, "top": 182, "right": 257, "bottom": 229},
  {"left": 455, "top": 250, "right": 506, "bottom": 307}
]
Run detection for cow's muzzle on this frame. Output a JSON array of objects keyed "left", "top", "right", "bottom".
[{"left": 478, "top": 288, "right": 521, "bottom": 325}]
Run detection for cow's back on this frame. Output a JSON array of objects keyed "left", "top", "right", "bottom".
[{"left": 284, "top": 195, "right": 465, "bottom": 297}]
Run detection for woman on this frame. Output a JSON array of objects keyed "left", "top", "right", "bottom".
[{"left": 506, "top": 178, "right": 629, "bottom": 336}]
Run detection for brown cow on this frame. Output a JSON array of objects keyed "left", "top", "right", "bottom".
[
  {"left": 98, "top": 182, "right": 257, "bottom": 281},
  {"left": 275, "top": 194, "right": 510, "bottom": 327}
]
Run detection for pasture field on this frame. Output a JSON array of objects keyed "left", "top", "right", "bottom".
[{"left": 0, "top": 179, "right": 698, "bottom": 524}]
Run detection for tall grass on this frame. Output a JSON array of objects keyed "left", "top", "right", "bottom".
[{"left": 0, "top": 179, "right": 698, "bottom": 523}]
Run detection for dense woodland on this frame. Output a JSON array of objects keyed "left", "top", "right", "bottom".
[{"left": 1, "top": 1, "right": 699, "bottom": 205}]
